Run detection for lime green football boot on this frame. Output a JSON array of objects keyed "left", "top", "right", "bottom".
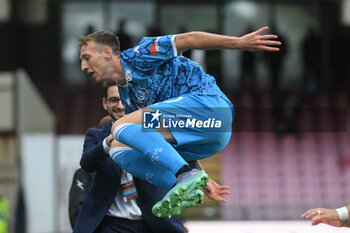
[{"left": 152, "top": 169, "right": 209, "bottom": 218}]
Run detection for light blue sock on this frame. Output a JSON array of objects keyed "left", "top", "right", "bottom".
[
  {"left": 113, "top": 123, "right": 187, "bottom": 175},
  {"left": 110, "top": 147, "right": 176, "bottom": 190}
]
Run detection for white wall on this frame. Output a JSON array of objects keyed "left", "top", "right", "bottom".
[
  {"left": 21, "top": 133, "right": 56, "bottom": 233},
  {"left": 186, "top": 221, "right": 350, "bottom": 233}
]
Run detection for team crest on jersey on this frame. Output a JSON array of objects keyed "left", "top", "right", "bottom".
[
  {"left": 125, "top": 70, "right": 132, "bottom": 82},
  {"left": 150, "top": 37, "right": 160, "bottom": 56}
]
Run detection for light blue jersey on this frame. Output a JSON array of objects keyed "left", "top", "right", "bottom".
[
  {"left": 119, "top": 35, "right": 227, "bottom": 113},
  {"left": 118, "top": 35, "right": 234, "bottom": 160}
]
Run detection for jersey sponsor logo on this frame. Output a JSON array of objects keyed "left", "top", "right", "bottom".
[{"left": 150, "top": 37, "right": 160, "bottom": 56}]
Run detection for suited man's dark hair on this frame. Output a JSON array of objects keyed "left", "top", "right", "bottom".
[{"left": 102, "top": 80, "right": 117, "bottom": 98}]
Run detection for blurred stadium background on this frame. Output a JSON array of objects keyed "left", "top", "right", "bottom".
[{"left": 1, "top": 0, "right": 350, "bottom": 232}]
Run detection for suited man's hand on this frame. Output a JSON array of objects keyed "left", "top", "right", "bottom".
[
  {"left": 106, "top": 134, "right": 114, "bottom": 147},
  {"left": 203, "top": 179, "right": 230, "bottom": 203}
]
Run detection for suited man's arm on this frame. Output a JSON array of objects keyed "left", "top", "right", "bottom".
[{"left": 80, "top": 128, "right": 109, "bottom": 173}]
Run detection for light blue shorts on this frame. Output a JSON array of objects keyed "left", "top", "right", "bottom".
[{"left": 148, "top": 94, "right": 235, "bottom": 161}]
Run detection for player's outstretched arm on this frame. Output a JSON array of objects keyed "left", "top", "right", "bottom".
[
  {"left": 175, "top": 27, "right": 281, "bottom": 54},
  {"left": 301, "top": 206, "right": 350, "bottom": 228}
]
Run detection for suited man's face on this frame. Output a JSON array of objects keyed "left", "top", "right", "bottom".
[{"left": 103, "top": 85, "right": 125, "bottom": 121}]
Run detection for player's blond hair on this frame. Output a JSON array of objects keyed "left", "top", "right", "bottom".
[{"left": 78, "top": 30, "right": 121, "bottom": 55}]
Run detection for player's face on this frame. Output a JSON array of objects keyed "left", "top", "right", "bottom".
[
  {"left": 80, "top": 41, "right": 113, "bottom": 82},
  {"left": 103, "top": 85, "right": 125, "bottom": 121}
]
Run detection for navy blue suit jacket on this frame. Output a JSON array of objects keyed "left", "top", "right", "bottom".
[{"left": 73, "top": 121, "right": 186, "bottom": 233}]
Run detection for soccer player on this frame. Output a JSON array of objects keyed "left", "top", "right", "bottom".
[{"left": 78, "top": 27, "right": 280, "bottom": 217}]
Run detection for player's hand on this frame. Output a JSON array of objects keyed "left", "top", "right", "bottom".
[
  {"left": 239, "top": 26, "right": 281, "bottom": 52},
  {"left": 301, "top": 208, "right": 343, "bottom": 227},
  {"left": 203, "top": 179, "right": 230, "bottom": 203}
]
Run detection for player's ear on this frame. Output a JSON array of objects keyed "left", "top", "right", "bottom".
[
  {"left": 102, "top": 98, "right": 108, "bottom": 110},
  {"left": 103, "top": 46, "right": 113, "bottom": 61}
]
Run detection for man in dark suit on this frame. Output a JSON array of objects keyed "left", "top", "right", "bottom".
[
  {"left": 73, "top": 81, "right": 187, "bottom": 233},
  {"left": 73, "top": 80, "right": 229, "bottom": 233}
]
